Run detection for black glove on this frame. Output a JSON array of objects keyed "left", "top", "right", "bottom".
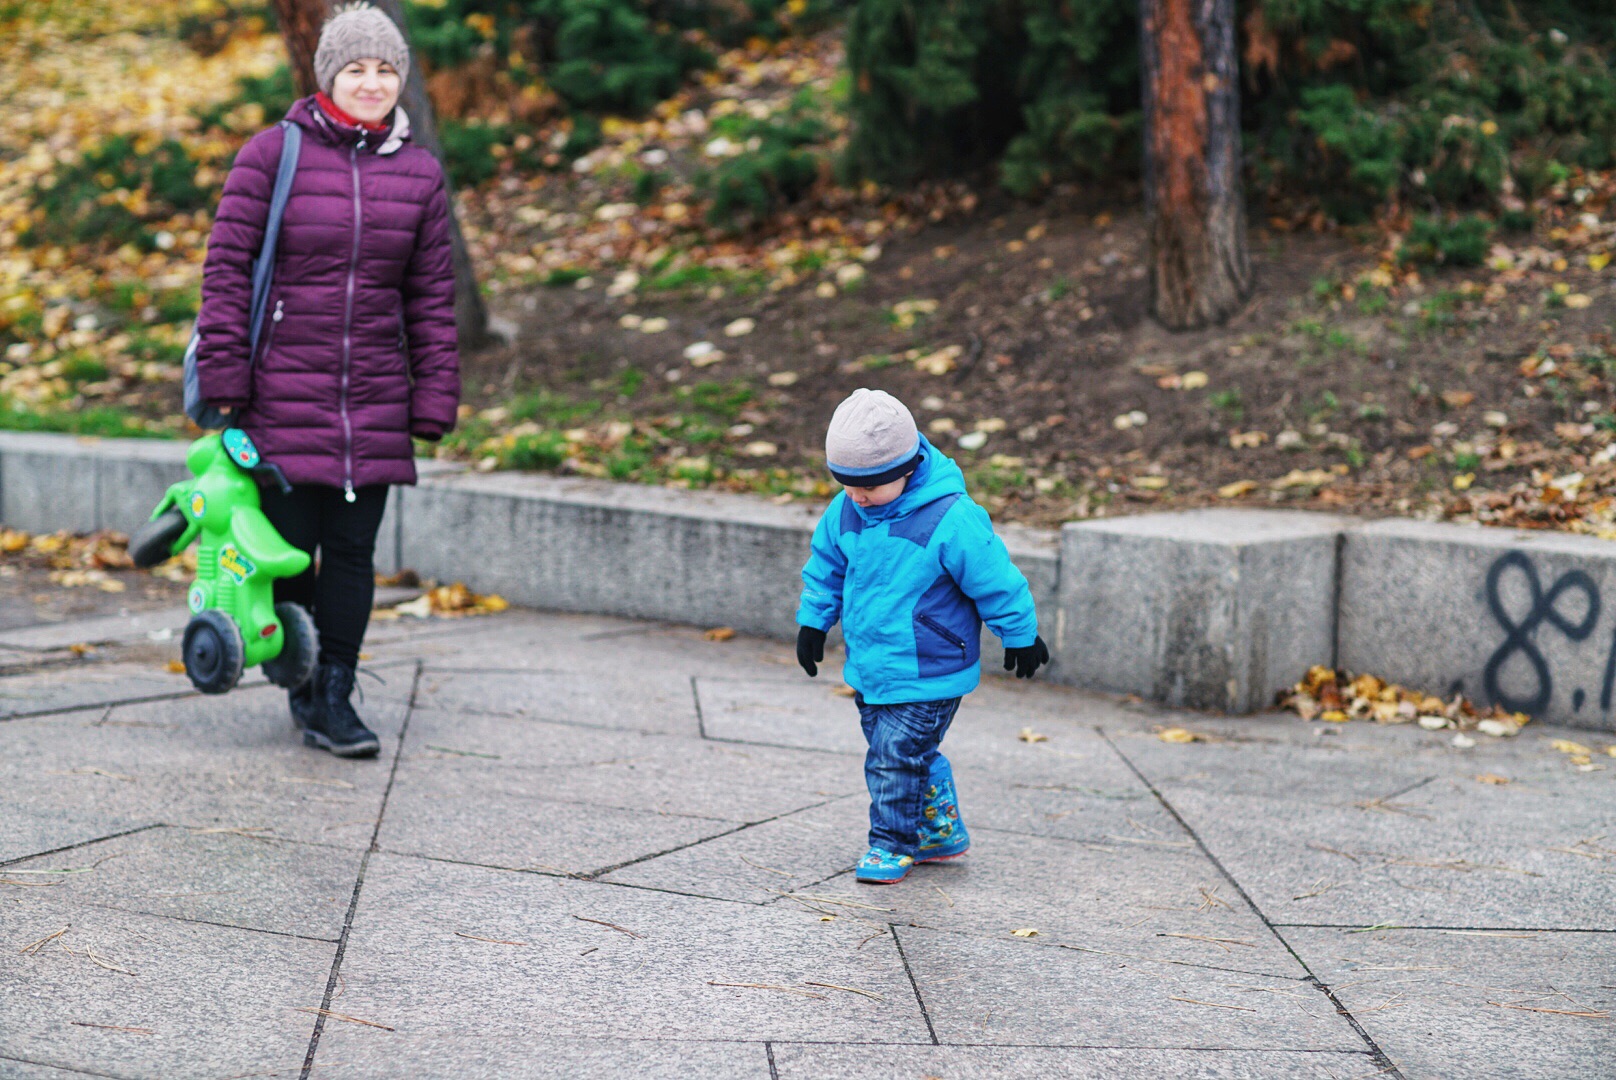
[
  {"left": 797, "top": 626, "right": 827, "bottom": 677},
  {"left": 1004, "top": 636, "right": 1050, "bottom": 679}
]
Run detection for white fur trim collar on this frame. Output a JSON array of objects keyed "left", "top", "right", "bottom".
[{"left": 378, "top": 107, "right": 410, "bottom": 156}]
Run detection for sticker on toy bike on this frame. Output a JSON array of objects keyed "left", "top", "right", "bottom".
[
  {"left": 188, "top": 584, "right": 206, "bottom": 613},
  {"left": 222, "top": 427, "right": 260, "bottom": 469},
  {"left": 190, "top": 491, "right": 206, "bottom": 518},
  {"left": 219, "top": 545, "right": 256, "bottom": 585}
]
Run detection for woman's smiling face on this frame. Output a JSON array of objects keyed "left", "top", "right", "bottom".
[{"left": 331, "top": 58, "right": 401, "bottom": 125}]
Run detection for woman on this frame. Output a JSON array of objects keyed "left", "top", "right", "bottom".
[{"left": 196, "top": 3, "right": 459, "bottom": 758}]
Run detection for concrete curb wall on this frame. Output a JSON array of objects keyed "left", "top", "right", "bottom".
[
  {"left": 1340, "top": 519, "right": 1616, "bottom": 732},
  {"left": 4, "top": 431, "right": 1613, "bottom": 731},
  {"left": 1057, "top": 510, "right": 1347, "bottom": 714},
  {"left": 392, "top": 471, "right": 1061, "bottom": 653}
]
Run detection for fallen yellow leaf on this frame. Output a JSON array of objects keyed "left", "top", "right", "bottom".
[
  {"left": 1552, "top": 739, "right": 1593, "bottom": 756},
  {"left": 165, "top": 660, "right": 185, "bottom": 674},
  {"left": 1018, "top": 727, "right": 1048, "bottom": 743},
  {"left": 1010, "top": 928, "right": 1039, "bottom": 938},
  {"left": 1474, "top": 773, "right": 1511, "bottom": 785},
  {"left": 704, "top": 627, "right": 736, "bottom": 642},
  {"left": 1218, "top": 480, "right": 1257, "bottom": 499},
  {"left": 1157, "top": 727, "right": 1199, "bottom": 743}
]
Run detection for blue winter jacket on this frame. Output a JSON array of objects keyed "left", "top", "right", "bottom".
[{"left": 797, "top": 436, "right": 1039, "bottom": 704}]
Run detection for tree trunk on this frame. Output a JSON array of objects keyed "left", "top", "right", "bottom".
[
  {"left": 1140, "top": 0, "right": 1252, "bottom": 331},
  {"left": 269, "top": 0, "right": 324, "bottom": 96},
  {"left": 374, "top": 0, "right": 491, "bottom": 350},
  {"left": 270, "top": 0, "right": 490, "bottom": 349}
]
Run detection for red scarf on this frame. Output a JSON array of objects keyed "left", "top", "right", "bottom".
[{"left": 315, "top": 92, "right": 392, "bottom": 134}]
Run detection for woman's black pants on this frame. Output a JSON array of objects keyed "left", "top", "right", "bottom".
[{"left": 259, "top": 484, "right": 388, "bottom": 669}]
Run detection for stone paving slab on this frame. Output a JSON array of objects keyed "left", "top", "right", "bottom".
[
  {"left": 898, "top": 926, "right": 1363, "bottom": 1050},
  {"left": 0, "top": 1056, "right": 105, "bottom": 1078},
  {"left": 371, "top": 614, "right": 802, "bottom": 680},
  {"left": 695, "top": 674, "right": 868, "bottom": 754},
  {"left": 0, "top": 826, "right": 359, "bottom": 940},
  {"left": 0, "top": 688, "right": 405, "bottom": 850},
  {"left": 8, "top": 603, "right": 1616, "bottom": 1077},
  {"left": 770, "top": 1044, "right": 1380, "bottom": 1079},
  {"left": 0, "top": 607, "right": 190, "bottom": 653},
  {"left": 601, "top": 797, "right": 867, "bottom": 903},
  {"left": 314, "top": 1034, "right": 770, "bottom": 1080},
  {"left": 319, "top": 853, "right": 931, "bottom": 1046},
  {"left": 377, "top": 760, "right": 738, "bottom": 878},
  {"left": 0, "top": 895, "right": 329, "bottom": 1078},
  {"left": 1286, "top": 926, "right": 1616, "bottom": 1078},
  {"left": 403, "top": 706, "right": 858, "bottom": 822},
  {"left": 0, "top": 662, "right": 192, "bottom": 719},
  {"left": 413, "top": 666, "right": 702, "bottom": 737},
  {"left": 1110, "top": 724, "right": 1616, "bottom": 929},
  {"left": 0, "top": 798, "right": 152, "bottom": 866},
  {"left": 858, "top": 829, "right": 1303, "bottom": 977}
]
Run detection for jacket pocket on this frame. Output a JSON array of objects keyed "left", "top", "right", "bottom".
[
  {"left": 256, "top": 299, "right": 284, "bottom": 366},
  {"left": 915, "top": 612, "right": 974, "bottom": 678},
  {"left": 397, "top": 310, "right": 408, "bottom": 361}
]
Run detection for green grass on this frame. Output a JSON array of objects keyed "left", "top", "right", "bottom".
[
  {"left": 58, "top": 352, "right": 109, "bottom": 383},
  {"left": 508, "top": 390, "right": 601, "bottom": 427},
  {"left": 0, "top": 398, "right": 162, "bottom": 438},
  {"left": 499, "top": 431, "right": 570, "bottom": 470},
  {"left": 1208, "top": 387, "right": 1244, "bottom": 420},
  {"left": 680, "top": 379, "right": 754, "bottom": 421},
  {"left": 1355, "top": 287, "right": 1390, "bottom": 315},
  {"left": 642, "top": 263, "right": 765, "bottom": 295},
  {"left": 1307, "top": 390, "right": 1340, "bottom": 422},
  {"left": 542, "top": 268, "right": 589, "bottom": 288}
]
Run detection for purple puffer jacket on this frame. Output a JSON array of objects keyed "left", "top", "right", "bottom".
[{"left": 196, "top": 96, "right": 460, "bottom": 491}]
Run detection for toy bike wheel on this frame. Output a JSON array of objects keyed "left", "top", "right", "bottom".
[
  {"left": 128, "top": 508, "right": 187, "bottom": 569},
  {"left": 262, "top": 602, "right": 317, "bottom": 690},
  {"left": 182, "top": 610, "right": 244, "bottom": 695}
]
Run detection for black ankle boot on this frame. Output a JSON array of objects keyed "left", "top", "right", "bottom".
[
  {"left": 288, "top": 679, "right": 318, "bottom": 731},
  {"left": 303, "top": 662, "right": 380, "bottom": 758}
]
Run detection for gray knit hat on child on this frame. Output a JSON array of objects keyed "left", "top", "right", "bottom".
[
  {"left": 314, "top": 3, "right": 411, "bottom": 97},
  {"left": 825, "top": 389, "right": 922, "bottom": 486}
]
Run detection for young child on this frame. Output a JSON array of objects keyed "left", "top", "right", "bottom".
[{"left": 796, "top": 389, "right": 1048, "bottom": 884}]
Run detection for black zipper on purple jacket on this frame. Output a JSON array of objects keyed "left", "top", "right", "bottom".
[{"left": 340, "top": 136, "right": 364, "bottom": 502}]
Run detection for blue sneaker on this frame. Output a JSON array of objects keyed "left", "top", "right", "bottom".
[
  {"left": 918, "top": 761, "right": 970, "bottom": 862},
  {"left": 855, "top": 846, "right": 915, "bottom": 884}
]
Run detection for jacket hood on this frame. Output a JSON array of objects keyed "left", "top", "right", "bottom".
[
  {"left": 286, "top": 95, "right": 411, "bottom": 155},
  {"left": 849, "top": 434, "right": 967, "bottom": 523}
]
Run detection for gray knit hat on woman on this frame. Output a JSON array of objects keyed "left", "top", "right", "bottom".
[
  {"left": 314, "top": 3, "right": 411, "bottom": 96},
  {"left": 824, "top": 389, "right": 922, "bottom": 486}
]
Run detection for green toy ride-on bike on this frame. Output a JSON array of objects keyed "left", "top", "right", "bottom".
[{"left": 129, "top": 429, "right": 318, "bottom": 696}]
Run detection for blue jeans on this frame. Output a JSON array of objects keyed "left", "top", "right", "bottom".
[{"left": 856, "top": 694, "right": 962, "bottom": 857}]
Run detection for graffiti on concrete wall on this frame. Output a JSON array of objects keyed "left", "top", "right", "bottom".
[{"left": 1482, "top": 551, "right": 1604, "bottom": 715}]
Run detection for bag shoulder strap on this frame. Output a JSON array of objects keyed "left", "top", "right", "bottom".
[{"left": 246, "top": 121, "right": 302, "bottom": 359}]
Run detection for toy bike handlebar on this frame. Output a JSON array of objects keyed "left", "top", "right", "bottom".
[{"left": 252, "top": 460, "right": 293, "bottom": 496}]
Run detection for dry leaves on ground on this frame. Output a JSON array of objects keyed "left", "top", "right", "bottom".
[
  {"left": 376, "top": 581, "right": 509, "bottom": 620},
  {"left": 1279, "top": 665, "right": 1529, "bottom": 737}
]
